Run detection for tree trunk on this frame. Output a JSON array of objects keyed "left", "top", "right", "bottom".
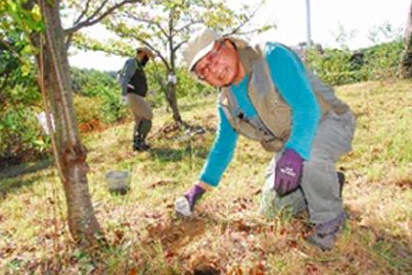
[
  {"left": 166, "top": 81, "right": 182, "bottom": 124},
  {"left": 33, "top": 0, "right": 101, "bottom": 247},
  {"left": 400, "top": 1, "right": 412, "bottom": 78}
]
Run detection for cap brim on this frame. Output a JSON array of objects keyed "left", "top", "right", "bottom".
[{"left": 188, "top": 41, "right": 215, "bottom": 71}]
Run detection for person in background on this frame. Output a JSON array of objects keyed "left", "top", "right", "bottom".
[
  {"left": 174, "top": 28, "right": 356, "bottom": 251},
  {"left": 119, "top": 47, "right": 154, "bottom": 151}
]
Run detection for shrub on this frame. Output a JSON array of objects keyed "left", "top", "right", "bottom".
[
  {"left": 360, "top": 40, "right": 404, "bottom": 80},
  {"left": 71, "top": 68, "right": 128, "bottom": 124},
  {"left": 304, "top": 40, "right": 403, "bottom": 85},
  {"left": 74, "top": 95, "right": 103, "bottom": 124},
  {"left": 305, "top": 48, "right": 358, "bottom": 85},
  {"left": 0, "top": 102, "right": 50, "bottom": 166}
]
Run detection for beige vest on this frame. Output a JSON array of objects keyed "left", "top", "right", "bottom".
[{"left": 219, "top": 44, "right": 349, "bottom": 152}]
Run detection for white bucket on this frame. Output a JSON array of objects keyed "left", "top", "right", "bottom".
[{"left": 105, "top": 170, "right": 131, "bottom": 195}]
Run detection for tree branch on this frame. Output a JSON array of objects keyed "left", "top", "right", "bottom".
[
  {"left": 175, "top": 20, "right": 203, "bottom": 34},
  {"left": 131, "top": 36, "right": 170, "bottom": 71},
  {"left": 64, "top": 0, "right": 142, "bottom": 36},
  {"left": 227, "top": 2, "right": 263, "bottom": 36},
  {"left": 172, "top": 40, "right": 186, "bottom": 53},
  {"left": 124, "top": 11, "right": 170, "bottom": 39},
  {"left": 72, "top": 0, "right": 93, "bottom": 26}
]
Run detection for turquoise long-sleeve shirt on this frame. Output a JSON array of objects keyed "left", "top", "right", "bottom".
[{"left": 199, "top": 43, "right": 321, "bottom": 187}]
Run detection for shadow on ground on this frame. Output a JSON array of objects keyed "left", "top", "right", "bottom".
[
  {"left": 0, "top": 159, "right": 53, "bottom": 198},
  {"left": 0, "top": 159, "right": 52, "bottom": 180},
  {"left": 0, "top": 173, "right": 49, "bottom": 199},
  {"left": 148, "top": 146, "right": 208, "bottom": 162}
]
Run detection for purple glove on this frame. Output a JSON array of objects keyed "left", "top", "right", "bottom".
[
  {"left": 184, "top": 184, "right": 206, "bottom": 211},
  {"left": 274, "top": 149, "right": 304, "bottom": 196}
]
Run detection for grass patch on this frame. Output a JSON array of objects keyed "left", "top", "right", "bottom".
[{"left": 0, "top": 80, "right": 411, "bottom": 274}]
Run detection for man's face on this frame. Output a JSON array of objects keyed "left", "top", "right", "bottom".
[
  {"left": 137, "top": 51, "right": 150, "bottom": 66},
  {"left": 193, "top": 40, "right": 242, "bottom": 87},
  {"left": 141, "top": 55, "right": 149, "bottom": 66}
]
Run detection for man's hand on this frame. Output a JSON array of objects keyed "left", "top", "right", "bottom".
[
  {"left": 274, "top": 149, "right": 304, "bottom": 196},
  {"left": 175, "top": 181, "right": 210, "bottom": 218},
  {"left": 121, "top": 95, "right": 128, "bottom": 105}
]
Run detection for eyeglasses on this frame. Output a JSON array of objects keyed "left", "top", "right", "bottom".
[{"left": 194, "top": 42, "right": 224, "bottom": 80}]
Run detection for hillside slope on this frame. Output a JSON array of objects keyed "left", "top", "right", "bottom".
[{"left": 0, "top": 80, "right": 411, "bottom": 274}]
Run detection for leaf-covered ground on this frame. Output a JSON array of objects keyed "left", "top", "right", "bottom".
[{"left": 0, "top": 80, "right": 411, "bottom": 274}]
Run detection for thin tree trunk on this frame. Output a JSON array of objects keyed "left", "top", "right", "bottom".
[
  {"left": 167, "top": 82, "right": 182, "bottom": 124},
  {"left": 32, "top": 0, "right": 101, "bottom": 247},
  {"left": 400, "top": 1, "right": 412, "bottom": 78}
]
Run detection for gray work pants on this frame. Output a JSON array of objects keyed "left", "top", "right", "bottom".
[{"left": 260, "top": 110, "right": 356, "bottom": 224}]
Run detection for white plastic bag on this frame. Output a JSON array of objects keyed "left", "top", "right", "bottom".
[{"left": 36, "top": 111, "right": 55, "bottom": 135}]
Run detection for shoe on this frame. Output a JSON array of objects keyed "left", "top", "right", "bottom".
[
  {"left": 306, "top": 211, "right": 346, "bottom": 251},
  {"left": 175, "top": 196, "right": 192, "bottom": 217},
  {"left": 133, "top": 140, "right": 151, "bottom": 151}
]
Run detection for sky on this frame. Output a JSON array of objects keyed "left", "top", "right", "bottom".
[{"left": 69, "top": 0, "right": 410, "bottom": 71}]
